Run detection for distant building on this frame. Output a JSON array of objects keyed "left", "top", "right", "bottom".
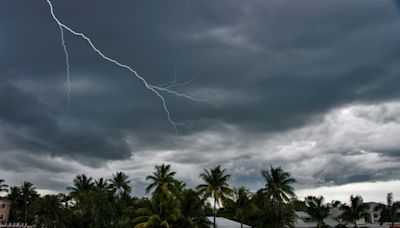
[
  {"left": 293, "top": 208, "right": 398, "bottom": 228},
  {"left": 294, "top": 211, "right": 353, "bottom": 227},
  {"left": 365, "top": 202, "right": 383, "bottom": 224},
  {"left": 0, "top": 197, "right": 11, "bottom": 225}
]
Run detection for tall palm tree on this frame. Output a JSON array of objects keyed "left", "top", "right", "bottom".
[
  {"left": 250, "top": 189, "right": 296, "bottom": 228},
  {"left": 132, "top": 192, "right": 180, "bottom": 228},
  {"left": 173, "top": 180, "right": 186, "bottom": 200},
  {"left": 232, "top": 187, "right": 253, "bottom": 228},
  {"left": 146, "top": 164, "right": 177, "bottom": 195},
  {"left": 305, "top": 196, "right": 330, "bottom": 228},
  {"left": 33, "top": 194, "right": 67, "bottom": 227},
  {"left": 257, "top": 166, "right": 296, "bottom": 228},
  {"left": 175, "top": 189, "right": 212, "bottom": 228},
  {"left": 196, "top": 165, "right": 234, "bottom": 228},
  {"left": 81, "top": 188, "right": 115, "bottom": 228},
  {"left": 340, "top": 195, "right": 369, "bottom": 228},
  {"left": 0, "top": 179, "right": 8, "bottom": 193},
  {"left": 375, "top": 193, "right": 400, "bottom": 227},
  {"left": 95, "top": 177, "right": 109, "bottom": 190},
  {"left": 67, "top": 174, "right": 94, "bottom": 198},
  {"left": 20, "top": 181, "right": 38, "bottom": 224},
  {"left": 58, "top": 193, "right": 72, "bottom": 209},
  {"left": 109, "top": 171, "right": 132, "bottom": 197},
  {"left": 260, "top": 166, "right": 296, "bottom": 203},
  {"left": 7, "top": 186, "right": 22, "bottom": 221}
]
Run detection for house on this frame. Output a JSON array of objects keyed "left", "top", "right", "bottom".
[
  {"left": 0, "top": 197, "right": 11, "bottom": 225},
  {"left": 293, "top": 210, "right": 390, "bottom": 228},
  {"left": 294, "top": 211, "right": 352, "bottom": 227},
  {"left": 206, "top": 217, "right": 251, "bottom": 228}
]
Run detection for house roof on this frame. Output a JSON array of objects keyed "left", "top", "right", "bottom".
[
  {"left": 206, "top": 217, "right": 251, "bottom": 228},
  {"left": 294, "top": 210, "right": 355, "bottom": 228},
  {"left": 295, "top": 211, "right": 312, "bottom": 219}
]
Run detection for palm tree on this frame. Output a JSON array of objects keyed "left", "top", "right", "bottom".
[
  {"left": 340, "top": 195, "right": 369, "bottom": 228},
  {"left": 260, "top": 166, "right": 296, "bottom": 203},
  {"left": 375, "top": 193, "right": 400, "bottom": 228},
  {"left": 0, "top": 179, "right": 8, "bottom": 193},
  {"left": 7, "top": 186, "right": 22, "bottom": 222},
  {"left": 20, "top": 181, "right": 38, "bottom": 224},
  {"left": 109, "top": 171, "right": 132, "bottom": 197},
  {"left": 33, "top": 194, "right": 67, "bottom": 227},
  {"left": 196, "top": 165, "right": 234, "bottom": 228},
  {"left": 305, "top": 196, "right": 330, "bottom": 228},
  {"left": 175, "top": 189, "right": 212, "bottom": 228},
  {"left": 232, "top": 187, "right": 253, "bottom": 228},
  {"left": 95, "top": 177, "right": 109, "bottom": 190},
  {"left": 173, "top": 180, "right": 186, "bottom": 200},
  {"left": 257, "top": 166, "right": 296, "bottom": 228},
  {"left": 132, "top": 192, "right": 180, "bottom": 228},
  {"left": 58, "top": 193, "right": 72, "bottom": 209},
  {"left": 146, "top": 164, "right": 177, "bottom": 195},
  {"left": 251, "top": 190, "right": 296, "bottom": 228},
  {"left": 81, "top": 188, "right": 115, "bottom": 228},
  {"left": 67, "top": 174, "right": 94, "bottom": 198}
]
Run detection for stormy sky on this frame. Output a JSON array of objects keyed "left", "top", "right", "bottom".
[{"left": 1, "top": 0, "right": 400, "bottom": 202}]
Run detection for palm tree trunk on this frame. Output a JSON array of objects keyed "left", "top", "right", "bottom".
[{"left": 214, "top": 196, "right": 216, "bottom": 228}]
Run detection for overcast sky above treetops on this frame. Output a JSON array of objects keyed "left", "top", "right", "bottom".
[{"left": 1, "top": 0, "right": 400, "bottom": 202}]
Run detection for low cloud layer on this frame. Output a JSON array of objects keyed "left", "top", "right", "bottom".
[{"left": 1, "top": 0, "right": 400, "bottom": 201}]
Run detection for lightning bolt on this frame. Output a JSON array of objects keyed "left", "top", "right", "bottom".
[
  {"left": 46, "top": 0, "right": 216, "bottom": 132},
  {"left": 58, "top": 24, "right": 71, "bottom": 113}
]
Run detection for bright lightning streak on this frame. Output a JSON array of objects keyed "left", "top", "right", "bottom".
[
  {"left": 58, "top": 25, "right": 71, "bottom": 112},
  {"left": 151, "top": 85, "right": 220, "bottom": 108},
  {"left": 159, "top": 75, "right": 199, "bottom": 90},
  {"left": 46, "top": 0, "right": 216, "bottom": 132}
]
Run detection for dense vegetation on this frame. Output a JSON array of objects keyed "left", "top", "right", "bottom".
[{"left": 0, "top": 165, "right": 398, "bottom": 228}]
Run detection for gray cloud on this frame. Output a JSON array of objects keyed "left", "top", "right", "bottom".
[
  {"left": 1, "top": 0, "right": 400, "bottom": 196},
  {"left": 0, "top": 82, "right": 131, "bottom": 164}
]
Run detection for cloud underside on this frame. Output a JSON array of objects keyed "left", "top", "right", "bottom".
[{"left": 1, "top": 0, "right": 400, "bottom": 198}]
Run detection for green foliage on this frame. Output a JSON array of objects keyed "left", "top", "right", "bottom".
[
  {"left": 32, "top": 194, "right": 69, "bottom": 227},
  {"left": 340, "top": 195, "right": 369, "bottom": 228},
  {"left": 250, "top": 190, "right": 296, "bottom": 228},
  {"left": 146, "top": 163, "right": 177, "bottom": 196},
  {"left": 260, "top": 166, "right": 296, "bottom": 204},
  {"left": 375, "top": 193, "right": 400, "bottom": 227},
  {"left": 132, "top": 192, "right": 180, "bottom": 228},
  {"left": 5, "top": 163, "right": 383, "bottom": 228},
  {"left": 305, "top": 196, "right": 330, "bottom": 228},
  {"left": 196, "top": 165, "right": 234, "bottom": 228},
  {"left": 253, "top": 166, "right": 297, "bottom": 228},
  {"left": 67, "top": 174, "right": 94, "bottom": 200},
  {"left": 6, "top": 181, "right": 39, "bottom": 224},
  {"left": 222, "top": 187, "right": 255, "bottom": 227},
  {"left": 110, "top": 172, "right": 132, "bottom": 197},
  {"left": 175, "top": 189, "right": 212, "bottom": 228}
]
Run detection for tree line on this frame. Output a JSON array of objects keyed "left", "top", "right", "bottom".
[{"left": 0, "top": 164, "right": 399, "bottom": 228}]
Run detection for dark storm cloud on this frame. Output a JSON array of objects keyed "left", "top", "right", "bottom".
[
  {"left": 1, "top": 0, "right": 400, "bottom": 193},
  {"left": 0, "top": 82, "right": 131, "bottom": 163},
  {"left": 2, "top": 0, "right": 399, "bottom": 136}
]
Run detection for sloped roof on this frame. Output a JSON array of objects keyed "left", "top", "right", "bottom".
[
  {"left": 295, "top": 211, "right": 312, "bottom": 219},
  {"left": 206, "top": 217, "right": 251, "bottom": 228},
  {"left": 294, "top": 218, "right": 317, "bottom": 228}
]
